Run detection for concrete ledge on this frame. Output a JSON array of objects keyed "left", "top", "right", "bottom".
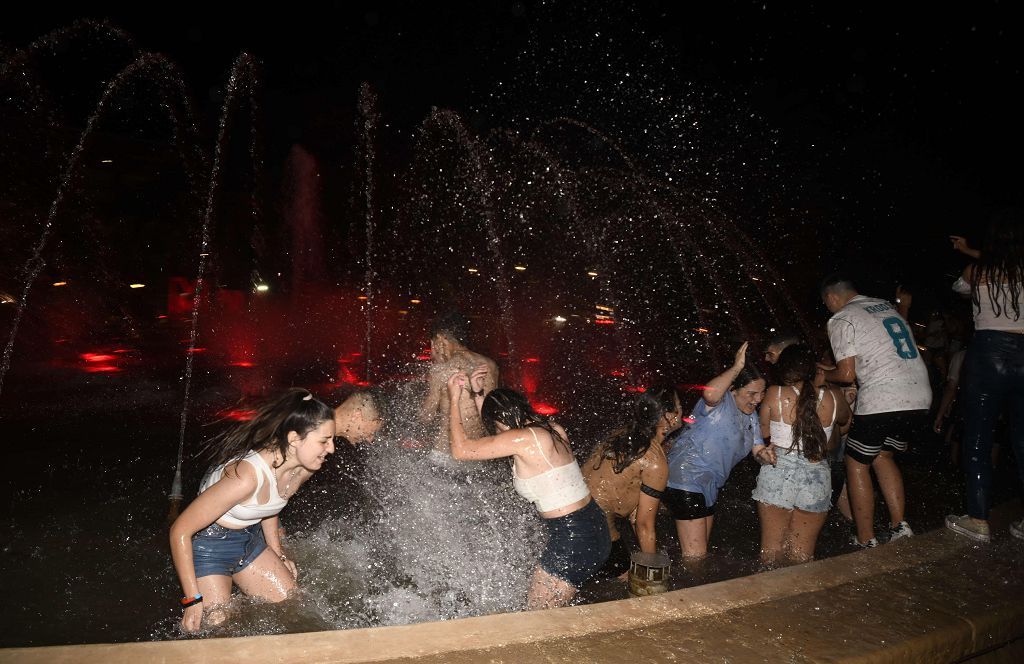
[{"left": 3, "top": 503, "right": 1022, "bottom": 663}]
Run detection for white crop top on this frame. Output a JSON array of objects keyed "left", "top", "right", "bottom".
[
  {"left": 768, "top": 386, "right": 836, "bottom": 452},
  {"left": 199, "top": 450, "right": 288, "bottom": 527},
  {"left": 953, "top": 277, "right": 1023, "bottom": 332},
  {"left": 511, "top": 428, "right": 590, "bottom": 513}
]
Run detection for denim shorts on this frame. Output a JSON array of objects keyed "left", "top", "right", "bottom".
[
  {"left": 752, "top": 451, "right": 831, "bottom": 513},
  {"left": 539, "top": 499, "right": 611, "bottom": 589},
  {"left": 192, "top": 522, "right": 268, "bottom": 578}
]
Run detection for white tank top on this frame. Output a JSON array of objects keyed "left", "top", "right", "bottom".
[
  {"left": 199, "top": 451, "right": 288, "bottom": 527},
  {"left": 511, "top": 428, "right": 590, "bottom": 513},
  {"left": 768, "top": 386, "right": 837, "bottom": 451},
  {"left": 953, "top": 277, "right": 1023, "bottom": 332}
]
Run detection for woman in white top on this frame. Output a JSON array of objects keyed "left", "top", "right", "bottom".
[
  {"left": 447, "top": 368, "right": 610, "bottom": 609},
  {"left": 754, "top": 345, "right": 851, "bottom": 566},
  {"left": 169, "top": 389, "right": 336, "bottom": 632},
  {"left": 946, "top": 210, "right": 1024, "bottom": 543}
]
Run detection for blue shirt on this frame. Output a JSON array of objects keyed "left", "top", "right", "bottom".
[{"left": 666, "top": 390, "right": 762, "bottom": 505}]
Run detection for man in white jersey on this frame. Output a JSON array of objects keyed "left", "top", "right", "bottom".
[{"left": 819, "top": 275, "right": 932, "bottom": 548}]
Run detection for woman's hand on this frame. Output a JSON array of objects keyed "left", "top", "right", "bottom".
[
  {"left": 469, "top": 365, "right": 488, "bottom": 395},
  {"left": 281, "top": 556, "right": 298, "bottom": 580},
  {"left": 181, "top": 603, "right": 204, "bottom": 633},
  {"left": 753, "top": 443, "right": 777, "bottom": 466},
  {"left": 733, "top": 342, "right": 748, "bottom": 370},
  {"left": 446, "top": 371, "right": 468, "bottom": 401}
]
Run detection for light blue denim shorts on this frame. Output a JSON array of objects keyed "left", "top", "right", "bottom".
[
  {"left": 752, "top": 451, "right": 831, "bottom": 513},
  {"left": 192, "top": 522, "right": 267, "bottom": 578}
]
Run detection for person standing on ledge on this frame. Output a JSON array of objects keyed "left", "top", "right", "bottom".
[
  {"left": 420, "top": 310, "right": 499, "bottom": 456},
  {"left": 819, "top": 274, "right": 932, "bottom": 549}
]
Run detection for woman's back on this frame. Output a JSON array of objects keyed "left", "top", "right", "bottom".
[
  {"left": 584, "top": 440, "right": 666, "bottom": 518},
  {"left": 764, "top": 384, "right": 837, "bottom": 452}
]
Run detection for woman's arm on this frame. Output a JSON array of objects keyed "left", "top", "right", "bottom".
[
  {"left": 261, "top": 516, "right": 296, "bottom": 579},
  {"left": 703, "top": 342, "right": 748, "bottom": 408},
  {"left": 951, "top": 236, "right": 981, "bottom": 259},
  {"left": 169, "top": 463, "right": 257, "bottom": 631},
  {"left": 634, "top": 458, "right": 668, "bottom": 553},
  {"left": 447, "top": 372, "right": 526, "bottom": 460}
]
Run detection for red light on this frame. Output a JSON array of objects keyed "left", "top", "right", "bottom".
[
  {"left": 222, "top": 408, "right": 256, "bottom": 422},
  {"left": 524, "top": 357, "right": 540, "bottom": 364},
  {"left": 609, "top": 369, "right": 626, "bottom": 377},
  {"left": 81, "top": 353, "right": 117, "bottom": 363},
  {"left": 228, "top": 361, "right": 256, "bottom": 367},
  {"left": 157, "top": 315, "right": 168, "bottom": 319},
  {"left": 415, "top": 354, "right": 431, "bottom": 361},
  {"left": 624, "top": 385, "right": 647, "bottom": 393},
  {"left": 113, "top": 349, "right": 131, "bottom": 354},
  {"left": 594, "top": 319, "right": 615, "bottom": 325},
  {"left": 680, "top": 384, "right": 711, "bottom": 391},
  {"left": 533, "top": 402, "right": 559, "bottom": 415},
  {"left": 83, "top": 365, "right": 121, "bottom": 373},
  {"left": 682, "top": 416, "right": 696, "bottom": 424},
  {"left": 186, "top": 347, "right": 207, "bottom": 354}
]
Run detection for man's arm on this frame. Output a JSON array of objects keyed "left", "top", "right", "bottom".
[{"left": 822, "top": 356, "right": 856, "bottom": 385}]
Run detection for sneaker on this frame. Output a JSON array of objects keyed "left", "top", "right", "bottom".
[
  {"left": 945, "top": 514, "right": 991, "bottom": 543},
  {"left": 1010, "top": 519, "right": 1024, "bottom": 541},
  {"left": 850, "top": 535, "right": 879, "bottom": 549},
  {"left": 888, "top": 521, "right": 914, "bottom": 542}
]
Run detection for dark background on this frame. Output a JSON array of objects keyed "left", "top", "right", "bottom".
[{"left": 3, "top": 0, "right": 1021, "bottom": 315}]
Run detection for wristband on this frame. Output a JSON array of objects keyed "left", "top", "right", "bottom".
[{"left": 181, "top": 594, "right": 203, "bottom": 608}]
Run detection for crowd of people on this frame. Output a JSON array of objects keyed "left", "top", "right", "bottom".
[{"left": 168, "top": 212, "right": 1023, "bottom": 632}]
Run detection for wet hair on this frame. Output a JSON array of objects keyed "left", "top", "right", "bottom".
[
  {"left": 730, "top": 364, "right": 764, "bottom": 392},
  {"left": 775, "top": 345, "right": 829, "bottom": 462},
  {"left": 204, "top": 388, "right": 334, "bottom": 469},
  {"left": 596, "top": 383, "right": 681, "bottom": 474},
  {"left": 971, "top": 208, "right": 1023, "bottom": 321},
  {"left": 430, "top": 310, "right": 470, "bottom": 345},
  {"left": 767, "top": 333, "right": 800, "bottom": 351},
  {"left": 480, "top": 388, "right": 570, "bottom": 454},
  {"left": 820, "top": 273, "right": 857, "bottom": 298}
]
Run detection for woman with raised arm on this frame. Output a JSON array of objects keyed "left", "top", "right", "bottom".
[
  {"left": 754, "top": 345, "right": 852, "bottom": 566},
  {"left": 447, "top": 367, "right": 610, "bottom": 609},
  {"left": 169, "top": 389, "right": 335, "bottom": 632},
  {"left": 664, "top": 342, "right": 767, "bottom": 559},
  {"left": 946, "top": 210, "right": 1024, "bottom": 543}
]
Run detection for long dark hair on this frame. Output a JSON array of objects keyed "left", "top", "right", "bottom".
[
  {"left": 203, "top": 388, "right": 334, "bottom": 469},
  {"left": 971, "top": 208, "right": 1023, "bottom": 321},
  {"left": 595, "top": 384, "right": 680, "bottom": 473},
  {"left": 775, "top": 345, "right": 828, "bottom": 462},
  {"left": 481, "top": 388, "right": 570, "bottom": 454}
]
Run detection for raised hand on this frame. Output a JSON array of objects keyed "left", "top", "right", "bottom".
[
  {"left": 469, "top": 365, "right": 488, "bottom": 394},
  {"left": 446, "top": 371, "right": 468, "bottom": 400},
  {"left": 733, "top": 341, "right": 749, "bottom": 370}
]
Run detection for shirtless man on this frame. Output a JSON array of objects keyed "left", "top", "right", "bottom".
[
  {"left": 420, "top": 311, "right": 499, "bottom": 453},
  {"left": 333, "top": 391, "right": 381, "bottom": 445}
]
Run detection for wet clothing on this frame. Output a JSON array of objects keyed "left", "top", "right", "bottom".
[
  {"left": 953, "top": 277, "right": 1024, "bottom": 332},
  {"left": 191, "top": 522, "right": 268, "bottom": 578},
  {"left": 512, "top": 427, "right": 590, "bottom": 512},
  {"left": 666, "top": 390, "right": 762, "bottom": 507},
  {"left": 200, "top": 451, "right": 288, "bottom": 527},
  {"left": 538, "top": 499, "right": 611, "bottom": 588},
  {"left": 594, "top": 536, "right": 632, "bottom": 579},
  {"left": 845, "top": 409, "right": 929, "bottom": 464},
  {"left": 961, "top": 330, "right": 1024, "bottom": 519},
  {"left": 827, "top": 295, "right": 932, "bottom": 415},
  {"left": 663, "top": 487, "right": 715, "bottom": 520},
  {"left": 767, "top": 386, "right": 836, "bottom": 451},
  {"left": 753, "top": 453, "right": 832, "bottom": 512}
]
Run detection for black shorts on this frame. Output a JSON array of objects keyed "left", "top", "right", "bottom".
[
  {"left": 663, "top": 487, "right": 715, "bottom": 520},
  {"left": 595, "top": 536, "right": 632, "bottom": 579},
  {"left": 845, "top": 409, "right": 929, "bottom": 465}
]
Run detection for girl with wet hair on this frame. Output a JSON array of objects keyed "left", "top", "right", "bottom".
[
  {"left": 169, "top": 388, "right": 336, "bottom": 633},
  {"left": 664, "top": 342, "right": 767, "bottom": 559},
  {"left": 583, "top": 384, "right": 683, "bottom": 578},
  {"left": 754, "top": 345, "right": 851, "bottom": 566},
  {"left": 947, "top": 209, "right": 1024, "bottom": 543},
  {"left": 447, "top": 369, "right": 610, "bottom": 609}
]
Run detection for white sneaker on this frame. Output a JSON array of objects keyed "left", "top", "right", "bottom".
[
  {"left": 850, "top": 535, "right": 879, "bottom": 549},
  {"left": 888, "top": 521, "right": 914, "bottom": 542},
  {"left": 945, "top": 514, "right": 991, "bottom": 543},
  {"left": 1010, "top": 518, "right": 1024, "bottom": 541}
]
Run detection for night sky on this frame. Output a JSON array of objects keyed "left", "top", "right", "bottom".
[{"left": 3, "top": 1, "right": 1022, "bottom": 314}]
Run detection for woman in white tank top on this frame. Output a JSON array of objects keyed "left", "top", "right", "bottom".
[
  {"left": 447, "top": 367, "right": 610, "bottom": 610},
  {"left": 169, "top": 389, "right": 336, "bottom": 632},
  {"left": 753, "top": 345, "right": 851, "bottom": 566}
]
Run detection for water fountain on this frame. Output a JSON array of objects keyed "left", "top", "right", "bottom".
[{"left": 2, "top": 19, "right": 1021, "bottom": 662}]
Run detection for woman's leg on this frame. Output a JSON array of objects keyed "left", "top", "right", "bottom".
[
  {"left": 786, "top": 509, "right": 828, "bottom": 563},
  {"left": 526, "top": 567, "right": 576, "bottom": 610},
  {"left": 961, "top": 334, "right": 1006, "bottom": 521},
  {"left": 196, "top": 575, "right": 233, "bottom": 627},
  {"left": 232, "top": 548, "right": 298, "bottom": 602},
  {"left": 756, "top": 502, "right": 790, "bottom": 566},
  {"left": 675, "top": 517, "right": 710, "bottom": 558}
]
